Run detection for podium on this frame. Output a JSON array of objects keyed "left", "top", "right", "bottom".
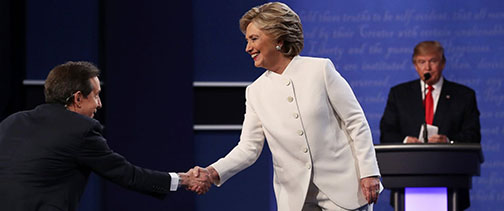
[{"left": 375, "top": 144, "right": 483, "bottom": 211}]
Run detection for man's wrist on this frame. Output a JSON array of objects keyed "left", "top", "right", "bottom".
[{"left": 169, "top": 172, "right": 180, "bottom": 191}]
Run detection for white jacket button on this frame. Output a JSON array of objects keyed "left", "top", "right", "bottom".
[{"left": 297, "top": 130, "right": 304, "bottom": 136}]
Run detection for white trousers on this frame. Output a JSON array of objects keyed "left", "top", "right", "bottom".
[{"left": 302, "top": 181, "right": 372, "bottom": 211}]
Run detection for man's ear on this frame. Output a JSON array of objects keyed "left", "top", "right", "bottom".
[{"left": 73, "top": 91, "right": 83, "bottom": 108}]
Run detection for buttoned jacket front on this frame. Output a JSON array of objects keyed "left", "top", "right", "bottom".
[{"left": 212, "top": 56, "right": 380, "bottom": 211}]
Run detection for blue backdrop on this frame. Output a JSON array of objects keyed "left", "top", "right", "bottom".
[{"left": 193, "top": 1, "right": 504, "bottom": 210}]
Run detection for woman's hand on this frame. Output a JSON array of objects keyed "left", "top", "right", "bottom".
[{"left": 360, "top": 176, "right": 381, "bottom": 204}]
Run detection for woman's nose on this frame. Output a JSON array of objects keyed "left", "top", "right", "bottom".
[{"left": 245, "top": 42, "right": 252, "bottom": 53}]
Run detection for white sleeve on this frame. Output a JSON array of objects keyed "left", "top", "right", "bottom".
[
  {"left": 323, "top": 59, "right": 380, "bottom": 178},
  {"left": 168, "top": 172, "right": 179, "bottom": 191},
  {"left": 210, "top": 86, "right": 266, "bottom": 186}
]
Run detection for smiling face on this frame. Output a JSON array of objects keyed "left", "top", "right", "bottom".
[
  {"left": 80, "top": 77, "right": 102, "bottom": 118},
  {"left": 71, "top": 76, "right": 102, "bottom": 118},
  {"left": 244, "top": 22, "right": 284, "bottom": 71}
]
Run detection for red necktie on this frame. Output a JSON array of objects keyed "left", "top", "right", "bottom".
[{"left": 424, "top": 85, "right": 434, "bottom": 125}]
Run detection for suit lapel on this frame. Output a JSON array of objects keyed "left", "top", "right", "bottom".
[
  {"left": 433, "top": 79, "right": 452, "bottom": 130},
  {"left": 409, "top": 80, "right": 425, "bottom": 125}
]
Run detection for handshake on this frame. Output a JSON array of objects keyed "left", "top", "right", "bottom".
[{"left": 178, "top": 166, "right": 220, "bottom": 195}]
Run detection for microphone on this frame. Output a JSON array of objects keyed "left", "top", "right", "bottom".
[
  {"left": 423, "top": 73, "right": 431, "bottom": 81},
  {"left": 422, "top": 73, "right": 431, "bottom": 143}
]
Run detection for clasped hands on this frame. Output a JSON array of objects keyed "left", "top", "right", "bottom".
[
  {"left": 406, "top": 134, "right": 448, "bottom": 143},
  {"left": 178, "top": 166, "right": 220, "bottom": 195}
]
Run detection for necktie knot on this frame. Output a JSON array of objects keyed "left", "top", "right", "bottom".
[{"left": 428, "top": 85, "right": 434, "bottom": 92}]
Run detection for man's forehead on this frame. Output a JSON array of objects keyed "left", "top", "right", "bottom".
[
  {"left": 415, "top": 53, "right": 442, "bottom": 59},
  {"left": 90, "top": 77, "right": 101, "bottom": 90}
]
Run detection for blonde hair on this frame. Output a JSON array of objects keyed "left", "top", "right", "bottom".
[
  {"left": 412, "top": 40, "right": 446, "bottom": 64},
  {"left": 239, "top": 2, "right": 304, "bottom": 58}
]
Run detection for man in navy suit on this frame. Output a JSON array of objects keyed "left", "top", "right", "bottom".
[
  {"left": 0, "top": 61, "right": 209, "bottom": 211},
  {"left": 380, "top": 41, "right": 481, "bottom": 210}
]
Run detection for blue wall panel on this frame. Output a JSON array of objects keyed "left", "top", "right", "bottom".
[
  {"left": 26, "top": 0, "right": 99, "bottom": 80},
  {"left": 192, "top": 0, "right": 265, "bottom": 81}
]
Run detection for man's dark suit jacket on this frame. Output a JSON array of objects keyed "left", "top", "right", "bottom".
[
  {"left": 0, "top": 104, "right": 172, "bottom": 211},
  {"left": 380, "top": 78, "right": 481, "bottom": 210},
  {"left": 380, "top": 78, "right": 481, "bottom": 144}
]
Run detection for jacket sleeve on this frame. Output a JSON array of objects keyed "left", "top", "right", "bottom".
[
  {"left": 323, "top": 59, "right": 380, "bottom": 178},
  {"left": 451, "top": 89, "right": 481, "bottom": 143},
  {"left": 76, "top": 121, "right": 172, "bottom": 199},
  {"left": 210, "top": 86, "right": 266, "bottom": 186}
]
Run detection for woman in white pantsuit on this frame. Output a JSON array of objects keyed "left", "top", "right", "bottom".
[{"left": 191, "top": 2, "right": 382, "bottom": 211}]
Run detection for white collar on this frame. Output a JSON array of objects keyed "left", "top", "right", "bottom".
[
  {"left": 420, "top": 76, "right": 444, "bottom": 91},
  {"left": 265, "top": 55, "right": 299, "bottom": 78}
]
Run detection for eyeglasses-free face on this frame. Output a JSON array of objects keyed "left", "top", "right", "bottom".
[{"left": 413, "top": 53, "right": 445, "bottom": 85}]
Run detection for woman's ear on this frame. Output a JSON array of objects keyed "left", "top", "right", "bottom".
[{"left": 277, "top": 40, "right": 284, "bottom": 48}]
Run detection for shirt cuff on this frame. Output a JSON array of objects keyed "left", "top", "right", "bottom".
[{"left": 168, "top": 172, "right": 179, "bottom": 191}]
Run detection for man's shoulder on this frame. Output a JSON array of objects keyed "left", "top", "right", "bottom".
[
  {"left": 390, "top": 79, "right": 419, "bottom": 91},
  {"left": 0, "top": 109, "right": 30, "bottom": 127},
  {"left": 444, "top": 79, "right": 476, "bottom": 95},
  {"left": 35, "top": 104, "right": 101, "bottom": 130}
]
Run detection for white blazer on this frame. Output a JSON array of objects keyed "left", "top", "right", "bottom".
[{"left": 211, "top": 56, "right": 381, "bottom": 211}]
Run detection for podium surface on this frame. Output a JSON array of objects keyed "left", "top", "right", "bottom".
[{"left": 375, "top": 143, "right": 483, "bottom": 211}]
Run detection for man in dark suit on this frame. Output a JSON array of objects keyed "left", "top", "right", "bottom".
[
  {"left": 380, "top": 41, "right": 481, "bottom": 210},
  {"left": 0, "top": 61, "right": 209, "bottom": 211}
]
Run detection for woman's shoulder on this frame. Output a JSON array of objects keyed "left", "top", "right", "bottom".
[
  {"left": 292, "top": 56, "right": 334, "bottom": 73},
  {"left": 247, "top": 71, "right": 268, "bottom": 89},
  {"left": 293, "top": 56, "right": 336, "bottom": 76},
  {"left": 295, "top": 55, "right": 331, "bottom": 64}
]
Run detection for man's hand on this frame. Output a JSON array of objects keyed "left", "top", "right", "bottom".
[
  {"left": 405, "top": 136, "right": 421, "bottom": 143},
  {"left": 181, "top": 166, "right": 221, "bottom": 195},
  {"left": 360, "top": 176, "right": 380, "bottom": 204},
  {"left": 427, "top": 134, "right": 448, "bottom": 143},
  {"left": 178, "top": 168, "right": 211, "bottom": 195},
  {"left": 190, "top": 166, "right": 220, "bottom": 184}
]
